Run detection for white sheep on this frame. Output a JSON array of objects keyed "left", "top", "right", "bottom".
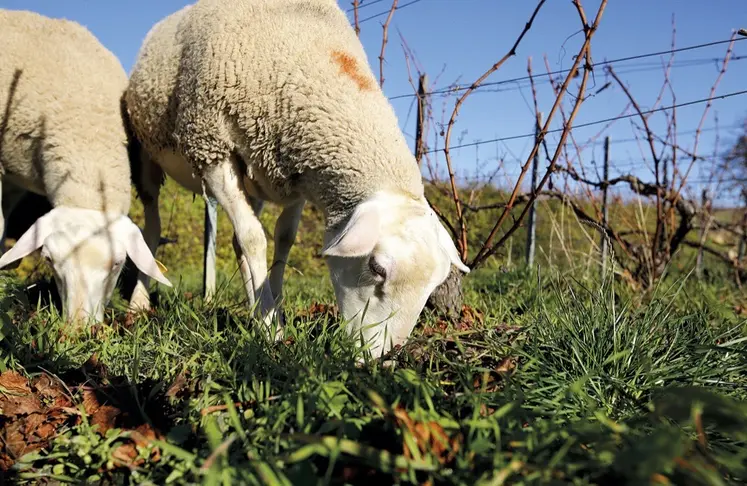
[
  {"left": 0, "top": 8, "right": 172, "bottom": 323},
  {"left": 123, "top": 0, "right": 469, "bottom": 358}
]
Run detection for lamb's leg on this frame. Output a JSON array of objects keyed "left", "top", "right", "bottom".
[
  {"left": 204, "top": 195, "right": 263, "bottom": 303},
  {"left": 203, "top": 197, "right": 218, "bottom": 303},
  {"left": 202, "top": 158, "right": 279, "bottom": 341},
  {"left": 270, "top": 201, "right": 305, "bottom": 309},
  {"left": 224, "top": 196, "right": 264, "bottom": 303},
  {"left": 129, "top": 155, "right": 163, "bottom": 312}
]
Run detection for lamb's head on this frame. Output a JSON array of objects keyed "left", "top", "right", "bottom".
[
  {"left": 322, "top": 192, "right": 469, "bottom": 359},
  {"left": 0, "top": 206, "right": 171, "bottom": 323}
]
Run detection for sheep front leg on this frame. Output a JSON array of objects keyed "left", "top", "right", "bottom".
[
  {"left": 204, "top": 196, "right": 263, "bottom": 304},
  {"left": 270, "top": 201, "right": 305, "bottom": 314},
  {"left": 201, "top": 159, "right": 280, "bottom": 341}
]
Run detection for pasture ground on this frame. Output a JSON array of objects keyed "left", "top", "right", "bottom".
[
  {"left": 0, "top": 265, "right": 745, "bottom": 485},
  {"left": 0, "top": 181, "right": 745, "bottom": 484}
]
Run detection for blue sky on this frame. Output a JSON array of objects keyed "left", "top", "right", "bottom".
[{"left": 5, "top": 0, "right": 746, "bottom": 205}]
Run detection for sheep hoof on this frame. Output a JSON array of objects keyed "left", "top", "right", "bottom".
[
  {"left": 128, "top": 285, "right": 152, "bottom": 313},
  {"left": 127, "top": 299, "right": 151, "bottom": 314},
  {"left": 380, "top": 359, "right": 397, "bottom": 369},
  {"left": 258, "top": 310, "right": 284, "bottom": 343}
]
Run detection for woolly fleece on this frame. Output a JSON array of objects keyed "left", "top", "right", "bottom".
[
  {"left": 0, "top": 9, "right": 131, "bottom": 215},
  {"left": 124, "top": 0, "right": 426, "bottom": 229}
]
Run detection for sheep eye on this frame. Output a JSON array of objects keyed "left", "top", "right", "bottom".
[{"left": 368, "top": 256, "right": 387, "bottom": 279}]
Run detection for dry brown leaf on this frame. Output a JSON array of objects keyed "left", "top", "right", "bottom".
[
  {"left": 479, "top": 404, "right": 496, "bottom": 417},
  {"left": 111, "top": 443, "right": 140, "bottom": 466},
  {"left": 80, "top": 388, "right": 102, "bottom": 416},
  {"left": 32, "top": 374, "right": 66, "bottom": 401},
  {"left": 35, "top": 422, "right": 57, "bottom": 441},
  {"left": 297, "top": 302, "right": 338, "bottom": 319},
  {"left": 0, "top": 453, "right": 14, "bottom": 471},
  {"left": 496, "top": 357, "right": 517, "bottom": 374},
  {"left": 132, "top": 423, "right": 159, "bottom": 446},
  {"left": 0, "top": 371, "right": 32, "bottom": 395},
  {"left": 82, "top": 353, "right": 110, "bottom": 378},
  {"left": 2, "top": 421, "right": 32, "bottom": 459},
  {"left": 23, "top": 413, "right": 45, "bottom": 436},
  {"left": 165, "top": 372, "right": 190, "bottom": 399},
  {"left": 460, "top": 305, "right": 485, "bottom": 328},
  {"left": 108, "top": 423, "right": 162, "bottom": 467},
  {"left": 0, "top": 391, "right": 41, "bottom": 418},
  {"left": 391, "top": 406, "right": 461, "bottom": 465},
  {"left": 91, "top": 405, "right": 122, "bottom": 435}
]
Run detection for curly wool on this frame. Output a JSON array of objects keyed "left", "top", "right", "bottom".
[
  {"left": 124, "top": 0, "right": 425, "bottom": 229},
  {"left": 0, "top": 9, "right": 131, "bottom": 214}
]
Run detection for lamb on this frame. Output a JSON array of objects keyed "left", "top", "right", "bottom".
[
  {"left": 123, "top": 0, "right": 469, "bottom": 359},
  {"left": 0, "top": 8, "right": 172, "bottom": 324}
]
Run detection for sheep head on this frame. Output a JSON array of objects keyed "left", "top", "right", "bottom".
[
  {"left": 322, "top": 191, "right": 469, "bottom": 360},
  {"left": 0, "top": 206, "right": 171, "bottom": 324}
]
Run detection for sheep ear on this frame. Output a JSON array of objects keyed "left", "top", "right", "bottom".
[
  {"left": 322, "top": 200, "right": 381, "bottom": 258},
  {"left": 434, "top": 215, "right": 470, "bottom": 274},
  {"left": 116, "top": 217, "right": 173, "bottom": 287},
  {"left": 0, "top": 209, "right": 58, "bottom": 269}
]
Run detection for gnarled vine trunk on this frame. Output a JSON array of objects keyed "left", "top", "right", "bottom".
[{"left": 426, "top": 265, "right": 463, "bottom": 320}]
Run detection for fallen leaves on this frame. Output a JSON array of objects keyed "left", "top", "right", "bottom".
[
  {"left": 423, "top": 304, "right": 485, "bottom": 336},
  {"left": 165, "top": 371, "right": 192, "bottom": 400},
  {"left": 392, "top": 406, "right": 462, "bottom": 466},
  {"left": 0, "top": 367, "right": 166, "bottom": 473},
  {"left": 110, "top": 423, "right": 163, "bottom": 468},
  {"left": 0, "top": 371, "right": 73, "bottom": 469},
  {"left": 296, "top": 302, "right": 338, "bottom": 321},
  {"left": 369, "top": 395, "right": 462, "bottom": 469},
  {"left": 0, "top": 371, "right": 42, "bottom": 417},
  {"left": 473, "top": 356, "right": 518, "bottom": 396}
]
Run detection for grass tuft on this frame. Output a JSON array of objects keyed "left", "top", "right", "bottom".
[{"left": 0, "top": 267, "right": 744, "bottom": 485}]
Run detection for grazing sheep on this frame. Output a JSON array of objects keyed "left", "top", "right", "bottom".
[
  {"left": 123, "top": 0, "right": 469, "bottom": 358},
  {"left": 0, "top": 8, "right": 172, "bottom": 323}
]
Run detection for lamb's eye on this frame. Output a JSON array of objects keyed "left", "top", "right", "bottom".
[{"left": 368, "top": 256, "right": 387, "bottom": 280}]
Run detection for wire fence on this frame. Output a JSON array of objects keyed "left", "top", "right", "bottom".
[{"left": 179, "top": 4, "right": 747, "bottom": 291}]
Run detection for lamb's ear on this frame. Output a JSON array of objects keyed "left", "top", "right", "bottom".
[
  {"left": 116, "top": 217, "right": 172, "bottom": 287},
  {"left": 322, "top": 199, "right": 382, "bottom": 258},
  {"left": 0, "top": 210, "right": 58, "bottom": 269},
  {"left": 434, "top": 217, "right": 470, "bottom": 274}
]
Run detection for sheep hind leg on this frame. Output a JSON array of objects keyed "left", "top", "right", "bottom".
[
  {"left": 128, "top": 154, "right": 163, "bottom": 312},
  {"left": 202, "top": 158, "right": 280, "bottom": 341}
]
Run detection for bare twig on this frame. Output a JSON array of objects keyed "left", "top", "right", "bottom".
[
  {"left": 670, "top": 32, "right": 737, "bottom": 212},
  {"left": 606, "top": 66, "right": 665, "bottom": 264},
  {"left": 471, "top": 0, "right": 607, "bottom": 268},
  {"left": 442, "top": 0, "right": 548, "bottom": 260},
  {"left": 379, "top": 0, "right": 399, "bottom": 88},
  {"left": 352, "top": 0, "right": 362, "bottom": 37}
]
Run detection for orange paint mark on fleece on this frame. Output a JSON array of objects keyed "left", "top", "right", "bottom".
[{"left": 331, "top": 50, "right": 374, "bottom": 91}]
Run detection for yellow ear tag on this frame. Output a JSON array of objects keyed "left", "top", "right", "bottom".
[{"left": 155, "top": 259, "right": 168, "bottom": 274}]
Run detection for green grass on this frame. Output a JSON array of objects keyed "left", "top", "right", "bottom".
[
  {"left": 0, "top": 180, "right": 745, "bottom": 484},
  {"left": 0, "top": 263, "right": 745, "bottom": 485}
]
